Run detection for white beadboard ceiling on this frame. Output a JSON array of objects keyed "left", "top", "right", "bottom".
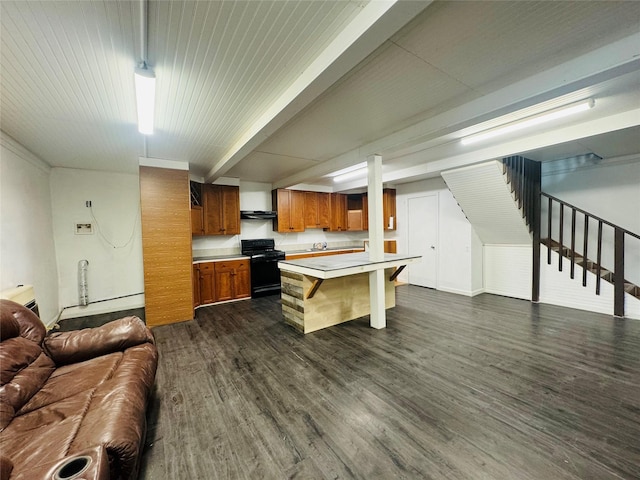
[{"left": 1, "top": 1, "right": 639, "bottom": 185}]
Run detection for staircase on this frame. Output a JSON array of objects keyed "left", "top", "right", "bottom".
[
  {"left": 442, "top": 160, "right": 535, "bottom": 300},
  {"left": 503, "top": 156, "right": 640, "bottom": 318}
]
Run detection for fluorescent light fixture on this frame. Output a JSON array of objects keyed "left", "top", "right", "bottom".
[
  {"left": 327, "top": 162, "right": 368, "bottom": 183},
  {"left": 333, "top": 166, "right": 368, "bottom": 183},
  {"left": 461, "top": 98, "right": 594, "bottom": 146},
  {"left": 134, "top": 66, "right": 156, "bottom": 135}
]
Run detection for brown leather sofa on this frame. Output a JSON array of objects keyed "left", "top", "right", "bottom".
[{"left": 0, "top": 299, "right": 158, "bottom": 480}]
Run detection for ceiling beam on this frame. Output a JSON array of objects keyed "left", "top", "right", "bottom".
[
  {"left": 273, "top": 32, "right": 640, "bottom": 189},
  {"left": 204, "top": 0, "right": 431, "bottom": 182}
]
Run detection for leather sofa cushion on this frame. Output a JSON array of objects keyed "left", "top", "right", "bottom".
[
  {"left": 0, "top": 391, "right": 93, "bottom": 471},
  {"left": 0, "top": 301, "right": 45, "bottom": 344},
  {"left": 69, "top": 343, "right": 158, "bottom": 480},
  {"left": 18, "top": 353, "right": 121, "bottom": 416},
  {"left": 44, "top": 316, "right": 155, "bottom": 366},
  {"left": 0, "top": 313, "right": 19, "bottom": 342},
  {"left": 0, "top": 338, "right": 55, "bottom": 430}
]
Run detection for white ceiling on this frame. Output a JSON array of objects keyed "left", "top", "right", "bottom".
[{"left": 1, "top": 1, "right": 639, "bottom": 187}]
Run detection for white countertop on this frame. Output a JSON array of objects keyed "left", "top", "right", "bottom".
[{"left": 278, "top": 252, "right": 421, "bottom": 279}]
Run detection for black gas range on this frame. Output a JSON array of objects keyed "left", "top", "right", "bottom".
[{"left": 241, "top": 239, "right": 286, "bottom": 297}]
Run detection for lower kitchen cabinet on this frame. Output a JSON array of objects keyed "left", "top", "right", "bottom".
[
  {"left": 197, "top": 262, "right": 216, "bottom": 305},
  {"left": 215, "top": 260, "right": 250, "bottom": 302},
  {"left": 193, "top": 263, "right": 201, "bottom": 308},
  {"left": 193, "top": 259, "right": 250, "bottom": 308}
]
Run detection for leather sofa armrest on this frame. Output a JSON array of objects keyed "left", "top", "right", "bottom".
[
  {"left": 8, "top": 446, "right": 109, "bottom": 480},
  {"left": 43, "top": 316, "right": 155, "bottom": 366}
]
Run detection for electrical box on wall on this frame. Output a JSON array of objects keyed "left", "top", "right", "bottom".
[{"left": 75, "top": 223, "right": 93, "bottom": 235}]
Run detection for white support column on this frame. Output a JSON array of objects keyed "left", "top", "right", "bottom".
[{"left": 367, "top": 154, "right": 386, "bottom": 329}]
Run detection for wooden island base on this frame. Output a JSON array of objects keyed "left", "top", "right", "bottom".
[{"left": 281, "top": 268, "right": 395, "bottom": 334}]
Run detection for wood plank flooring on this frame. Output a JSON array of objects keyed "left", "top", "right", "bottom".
[{"left": 139, "top": 286, "right": 640, "bottom": 479}]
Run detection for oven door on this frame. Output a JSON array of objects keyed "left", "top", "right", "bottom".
[{"left": 250, "top": 257, "right": 282, "bottom": 297}]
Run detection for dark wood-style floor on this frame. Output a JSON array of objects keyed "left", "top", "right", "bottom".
[{"left": 139, "top": 286, "right": 640, "bottom": 479}]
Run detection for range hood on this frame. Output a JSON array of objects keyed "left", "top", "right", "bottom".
[{"left": 240, "top": 210, "right": 277, "bottom": 220}]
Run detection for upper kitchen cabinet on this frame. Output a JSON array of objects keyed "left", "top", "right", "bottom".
[
  {"left": 202, "top": 184, "right": 241, "bottom": 236},
  {"left": 304, "top": 191, "right": 330, "bottom": 229},
  {"left": 356, "top": 189, "right": 395, "bottom": 231},
  {"left": 328, "top": 193, "right": 348, "bottom": 232},
  {"left": 272, "top": 189, "right": 305, "bottom": 232},
  {"left": 346, "top": 194, "right": 365, "bottom": 231},
  {"left": 383, "top": 188, "right": 396, "bottom": 231},
  {"left": 190, "top": 181, "right": 205, "bottom": 236}
]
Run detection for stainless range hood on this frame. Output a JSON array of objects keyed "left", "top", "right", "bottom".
[{"left": 240, "top": 210, "right": 277, "bottom": 220}]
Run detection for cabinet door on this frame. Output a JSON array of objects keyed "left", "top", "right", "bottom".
[
  {"left": 214, "top": 262, "right": 234, "bottom": 302},
  {"left": 193, "top": 264, "right": 201, "bottom": 308},
  {"left": 362, "top": 193, "right": 368, "bottom": 231},
  {"left": 203, "top": 184, "right": 224, "bottom": 235},
  {"left": 191, "top": 206, "right": 204, "bottom": 235},
  {"left": 199, "top": 262, "right": 215, "bottom": 305},
  {"left": 329, "top": 193, "right": 347, "bottom": 231},
  {"left": 289, "top": 190, "right": 305, "bottom": 232},
  {"left": 221, "top": 185, "right": 240, "bottom": 235},
  {"left": 383, "top": 188, "right": 396, "bottom": 231},
  {"left": 273, "top": 189, "right": 305, "bottom": 232},
  {"left": 317, "top": 192, "right": 330, "bottom": 229},
  {"left": 304, "top": 191, "right": 319, "bottom": 228},
  {"left": 233, "top": 260, "right": 251, "bottom": 299},
  {"left": 272, "top": 189, "right": 291, "bottom": 232}
]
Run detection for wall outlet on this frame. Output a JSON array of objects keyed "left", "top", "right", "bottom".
[
  {"left": 75, "top": 223, "right": 93, "bottom": 235},
  {"left": 85, "top": 200, "right": 92, "bottom": 207}
]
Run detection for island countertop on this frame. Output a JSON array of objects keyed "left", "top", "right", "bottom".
[{"left": 278, "top": 252, "right": 421, "bottom": 280}]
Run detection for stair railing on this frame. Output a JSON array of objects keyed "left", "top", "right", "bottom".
[
  {"left": 541, "top": 192, "right": 640, "bottom": 317},
  {"left": 502, "top": 156, "right": 541, "bottom": 301}
]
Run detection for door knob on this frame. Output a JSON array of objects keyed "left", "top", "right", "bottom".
[{"left": 430, "top": 245, "right": 435, "bottom": 249}]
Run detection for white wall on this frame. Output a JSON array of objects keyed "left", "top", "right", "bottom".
[
  {"left": 0, "top": 133, "right": 59, "bottom": 324},
  {"left": 50, "top": 168, "right": 144, "bottom": 319},
  {"left": 192, "top": 181, "right": 369, "bottom": 253},
  {"left": 395, "top": 177, "right": 483, "bottom": 296}
]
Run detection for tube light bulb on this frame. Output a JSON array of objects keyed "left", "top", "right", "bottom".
[
  {"left": 134, "top": 67, "right": 156, "bottom": 135},
  {"left": 333, "top": 167, "right": 368, "bottom": 183},
  {"left": 461, "top": 98, "right": 594, "bottom": 146}
]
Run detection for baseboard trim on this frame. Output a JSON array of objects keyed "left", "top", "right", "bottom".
[{"left": 438, "top": 287, "right": 479, "bottom": 297}]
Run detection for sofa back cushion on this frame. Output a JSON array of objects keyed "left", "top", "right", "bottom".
[{"left": 0, "top": 300, "right": 55, "bottom": 431}]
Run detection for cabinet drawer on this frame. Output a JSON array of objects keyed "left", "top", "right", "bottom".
[
  {"left": 198, "top": 262, "right": 215, "bottom": 272},
  {"left": 215, "top": 260, "right": 248, "bottom": 271}
]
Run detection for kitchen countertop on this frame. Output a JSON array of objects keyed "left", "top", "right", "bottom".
[
  {"left": 285, "top": 247, "right": 364, "bottom": 255},
  {"left": 278, "top": 252, "right": 421, "bottom": 279},
  {"left": 193, "top": 254, "right": 249, "bottom": 263}
]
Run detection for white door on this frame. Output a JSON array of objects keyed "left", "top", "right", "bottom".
[{"left": 408, "top": 195, "right": 438, "bottom": 288}]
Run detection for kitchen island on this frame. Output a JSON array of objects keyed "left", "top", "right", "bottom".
[{"left": 278, "top": 252, "right": 420, "bottom": 333}]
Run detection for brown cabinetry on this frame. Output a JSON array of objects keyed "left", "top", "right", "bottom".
[
  {"left": 270, "top": 187, "right": 396, "bottom": 233},
  {"left": 203, "top": 184, "right": 240, "bottom": 235},
  {"left": 193, "top": 263, "right": 201, "bottom": 308},
  {"left": 304, "top": 191, "right": 330, "bottom": 229},
  {"left": 194, "top": 262, "right": 215, "bottom": 305},
  {"left": 214, "top": 260, "right": 250, "bottom": 302},
  {"left": 329, "top": 193, "right": 347, "bottom": 231},
  {"left": 383, "top": 188, "right": 396, "bottom": 231},
  {"left": 272, "top": 189, "right": 305, "bottom": 232},
  {"left": 193, "top": 259, "right": 250, "bottom": 308}
]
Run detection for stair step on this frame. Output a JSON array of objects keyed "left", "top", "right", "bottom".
[
  {"left": 542, "top": 237, "right": 639, "bottom": 299},
  {"left": 625, "top": 283, "right": 640, "bottom": 299}
]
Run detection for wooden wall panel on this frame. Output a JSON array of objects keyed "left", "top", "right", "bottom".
[{"left": 140, "top": 166, "right": 193, "bottom": 327}]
